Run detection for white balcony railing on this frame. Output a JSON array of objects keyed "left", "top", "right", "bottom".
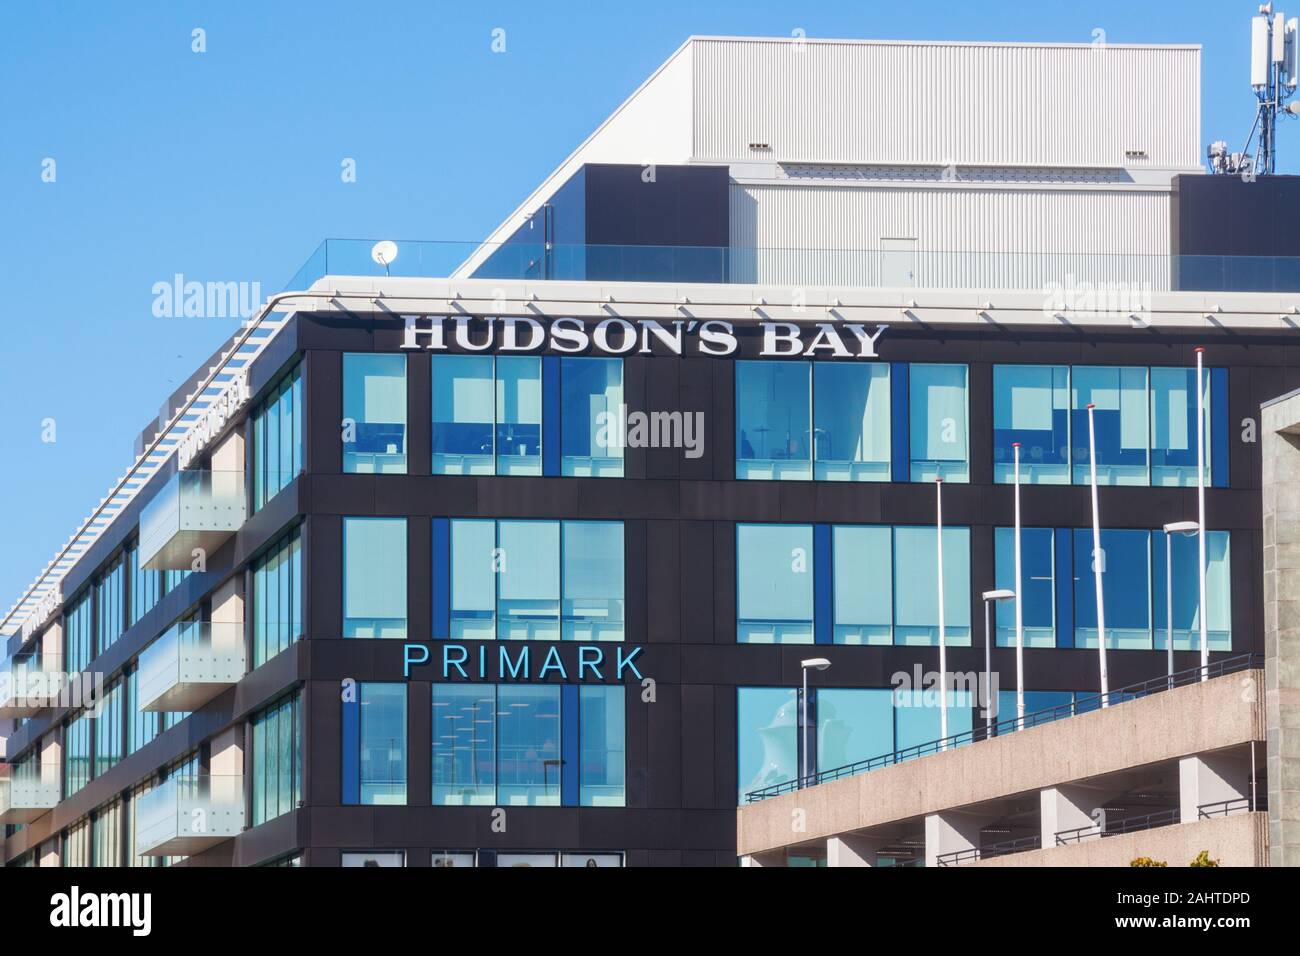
[
  {"left": 135, "top": 774, "right": 245, "bottom": 856},
  {"left": 0, "top": 773, "right": 60, "bottom": 824},
  {"left": 138, "top": 469, "right": 246, "bottom": 571},
  {"left": 138, "top": 621, "right": 246, "bottom": 712}
]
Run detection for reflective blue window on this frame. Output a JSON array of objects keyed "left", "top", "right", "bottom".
[
  {"left": 251, "top": 364, "right": 303, "bottom": 509},
  {"left": 497, "top": 685, "right": 561, "bottom": 806},
  {"left": 995, "top": 690, "right": 1075, "bottom": 725},
  {"left": 736, "top": 524, "right": 814, "bottom": 643},
  {"left": 1153, "top": 529, "right": 1231, "bottom": 651},
  {"left": 95, "top": 555, "right": 125, "bottom": 656},
  {"left": 1073, "top": 529, "right": 1152, "bottom": 649},
  {"left": 892, "top": 526, "right": 971, "bottom": 645},
  {"left": 64, "top": 590, "right": 92, "bottom": 674},
  {"left": 94, "top": 681, "right": 124, "bottom": 778},
  {"left": 251, "top": 694, "right": 301, "bottom": 826},
  {"left": 736, "top": 362, "right": 812, "bottom": 480},
  {"left": 359, "top": 683, "right": 406, "bottom": 805},
  {"left": 64, "top": 711, "right": 92, "bottom": 797},
  {"left": 817, "top": 689, "right": 893, "bottom": 770},
  {"left": 993, "top": 365, "right": 1069, "bottom": 484},
  {"left": 1071, "top": 367, "right": 1148, "bottom": 486},
  {"left": 128, "top": 540, "right": 161, "bottom": 626},
  {"left": 343, "top": 517, "right": 407, "bottom": 638},
  {"left": 450, "top": 519, "right": 496, "bottom": 639},
  {"left": 893, "top": 689, "right": 974, "bottom": 751},
  {"left": 253, "top": 527, "right": 303, "bottom": 666},
  {"left": 909, "top": 364, "right": 969, "bottom": 482},
  {"left": 562, "top": 522, "right": 625, "bottom": 641},
  {"left": 126, "top": 668, "right": 158, "bottom": 755},
  {"left": 832, "top": 526, "right": 892, "bottom": 644},
  {"left": 580, "top": 685, "right": 625, "bottom": 806},
  {"left": 561, "top": 357, "right": 623, "bottom": 477},
  {"left": 737, "top": 687, "right": 797, "bottom": 803},
  {"left": 1151, "top": 367, "right": 1211, "bottom": 487},
  {"left": 813, "top": 363, "right": 890, "bottom": 481},
  {"left": 495, "top": 356, "right": 542, "bottom": 476},
  {"left": 343, "top": 353, "right": 407, "bottom": 474},
  {"left": 498, "top": 520, "right": 561, "bottom": 640},
  {"left": 994, "top": 527, "right": 1056, "bottom": 647},
  {"left": 431, "top": 355, "right": 495, "bottom": 475},
  {"left": 431, "top": 684, "right": 496, "bottom": 805}
]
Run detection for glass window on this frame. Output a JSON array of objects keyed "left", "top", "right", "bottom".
[
  {"left": 496, "top": 685, "right": 561, "bottom": 806},
  {"left": 126, "top": 668, "right": 159, "bottom": 755},
  {"left": 431, "top": 684, "right": 496, "bottom": 805},
  {"left": 832, "top": 525, "right": 892, "bottom": 644},
  {"left": 252, "top": 694, "right": 301, "bottom": 827},
  {"left": 562, "top": 357, "right": 624, "bottom": 477},
  {"left": 909, "top": 364, "right": 969, "bottom": 482},
  {"left": 1074, "top": 529, "right": 1152, "bottom": 649},
  {"left": 562, "top": 852, "right": 625, "bottom": 867},
  {"left": 62, "top": 819, "right": 90, "bottom": 867},
  {"left": 343, "top": 517, "right": 407, "bottom": 638},
  {"left": 737, "top": 687, "right": 797, "bottom": 803},
  {"left": 94, "top": 680, "right": 124, "bottom": 777},
  {"left": 499, "top": 852, "right": 558, "bottom": 867},
  {"left": 495, "top": 356, "right": 542, "bottom": 476},
  {"left": 736, "top": 524, "right": 814, "bottom": 644},
  {"left": 343, "top": 353, "right": 407, "bottom": 474},
  {"left": 1071, "top": 366, "right": 1149, "bottom": 486},
  {"left": 342, "top": 851, "right": 405, "bottom": 867},
  {"left": 994, "top": 527, "right": 1056, "bottom": 648},
  {"left": 736, "top": 361, "right": 812, "bottom": 480},
  {"left": 359, "top": 684, "right": 407, "bottom": 805},
  {"left": 126, "top": 784, "right": 159, "bottom": 868},
  {"left": 1151, "top": 367, "right": 1210, "bottom": 487},
  {"left": 64, "top": 590, "right": 92, "bottom": 674},
  {"left": 431, "top": 355, "right": 496, "bottom": 475},
  {"left": 129, "top": 540, "right": 161, "bottom": 626},
  {"left": 563, "top": 522, "right": 624, "bottom": 641},
  {"left": 432, "top": 851, "right": 476, "bottom": 867},
  {"left": 996, "top": 690, "right": 1075, "bottom": 726},
  {"left": 1154, "top": 529, "right": 1231, "bottom": 651},
  {"left": 252, "top": 364, "right": 303, "bottom": 510},
  {"left": 893, "top": 689, "right": 974, "bottom": 751},
  {"left": 817, "top": 688, "right": 893, "bottom": 772},
  {"left": 813, "top": 363, "right": 890, "bottom": 481},
  {"left": 95, "top": 555, "right": 125, "bottom": 656},
  {"left": 580, "top": 685, "right": 625, "bottom": 806},
  {"left": 92, "top": 800, "right": 122, "bottom": 868},
  {"left": 253, "top": 527, "right": 303, "bottom": 666},
  {"left": 64, "top": 711, "right": 92, "bottom": 797},
  {"left": 893, "top": 526, "right": 971, "bottom": 645},
  {"left": 498, "top": 520, "right": 561, "bottom": 640},
  {"left": 993, "top": 365, "right": 1069, "bottom": 484},
  {"left": 450, "top": 519, "right": 496, "bottom": 639}
]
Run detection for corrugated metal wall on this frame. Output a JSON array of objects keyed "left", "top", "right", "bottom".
[
  {"left": 693, "top": 39, "right": 1200, "bottom": 170},
  {"left": 729, "top": 182, "right": 1173, "bottom": 290}
]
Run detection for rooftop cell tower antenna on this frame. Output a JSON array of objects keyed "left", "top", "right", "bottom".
[{"left": 1214, "top": 4, "right": 1300, "bottom": 175}]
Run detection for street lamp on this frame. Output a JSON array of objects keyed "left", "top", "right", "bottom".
[
  {"left": 981, "top": 589, "right": 1016, "bottom": 736},
  {"left": 800, "top": 657, "right": 831, "bottom": 788},
  {"left": 1162, "top": 520, "right": 1200, "bottom": 687}
]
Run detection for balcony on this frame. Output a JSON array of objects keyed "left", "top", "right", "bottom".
[
  {"left": 0, "top": 771, "right": 60, "bottom": 824},
  {"left": 135, "top": 774, "right": 244, "bottom": 856},
  {"left": 0, "top": 652, "right": 64, "bottom": 718},
  {"left": 137, "top": 621, "right": 245, "bottom": 712},
  {"left": 138, "top": 469, "right": 246, "bottom": 571}
]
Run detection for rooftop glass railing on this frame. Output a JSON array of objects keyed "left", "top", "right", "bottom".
[
  {"left": 138, "top": 620, "right": 245, "bottom": 712},
  {"left": 281, "top": 238, "right": 1300, "bottom": 294}
]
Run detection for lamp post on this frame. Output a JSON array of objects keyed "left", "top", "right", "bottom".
[
  {"left": 1195, "top": 347, "right": 1209, "bottom": 680},
  {"left": 800, "top": 657, "right": 831, "bottom": 789},
  {"left": 935, "top": 477, "right": 948, "bottom": 748},
  {"left": 1012, "top": 442, "right": 1025, "bottom": 722},
  {"left": 1162, "top": 520, "right": 1200, "bottom": 687},
  {"left": 1086, "top": 403, "right": 1110, "bottom": 705},
  {"left": 981, "top": 589, "right": 1016, "bottom": 736}
]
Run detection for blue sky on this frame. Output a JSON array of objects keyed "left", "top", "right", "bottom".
[{"left": 0, "top": 0, "right": 1290, "bottom": 614}]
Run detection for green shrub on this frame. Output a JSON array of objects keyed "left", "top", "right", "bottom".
[
  {"left": 1130, "top": 856, "right": 1168, "bottom": 867},
  {"left": 1190, "top": 850, "right": 1220, "bottom": 867}
]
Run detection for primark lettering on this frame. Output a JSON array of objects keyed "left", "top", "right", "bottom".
[{"left": 401, "top": 315, "right": 887, "bottom": 359}]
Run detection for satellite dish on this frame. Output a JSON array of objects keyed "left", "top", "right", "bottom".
[{"left": 370, "top": 240, "right": 399, "bottom": 273}]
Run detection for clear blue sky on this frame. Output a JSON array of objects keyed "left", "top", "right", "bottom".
[{"left": 0, "top": 0, "right": 1290, "bottom": 614}]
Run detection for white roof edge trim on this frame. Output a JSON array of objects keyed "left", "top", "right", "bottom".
[{"left": 682, "top": 34, "right": 1202, "bottom": 51}]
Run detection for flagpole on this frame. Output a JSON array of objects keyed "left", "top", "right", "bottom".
[
  {"left": 1087, "top": 403, "right": 1110, "bottom": 706},
  {"left": 936, "top": 476, "right": 948, "bottom": 748},
  {"left": 1013, "top": 442, "right": 1025, "bottom": 725},
  {"left": 1196, "top": 347, "right": 1209, "bottom": 680}
]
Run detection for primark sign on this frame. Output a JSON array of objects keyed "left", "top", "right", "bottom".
[
  {"left": 403, "top": 642, "right": 644, "bottom": 682},
  {"left": 401, "top": 315, "right": 888, "bottom": 359}
]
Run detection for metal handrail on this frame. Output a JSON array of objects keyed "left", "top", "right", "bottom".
[
  {"left": 936, "top": 834, "right": 1042, "bottom": 867},
  {"left": 1198, "top": 796, "right": 1266, "bottom": 819},
  {"left": 744, "top": 653, "right": 1261, "bottom": 803},
  {"left": 1055, "top": 808, "right": 1181, "bottom": 845}
]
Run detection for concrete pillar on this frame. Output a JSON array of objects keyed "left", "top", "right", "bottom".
[
  {"left": 1179, "top": 752, "right": 1250, "bottom": 823},
  {"left": 41, "top": 621, "right": 62, "bottom": 673},
  {"left": 39, "top": 732, "right": 60, "bottom": 786},
  {"left": 740, "top": 850, "right": 784, "bottom": 867},
  {"left": 827, "top": 833, "right": 887, "bottom": 867},
  {"left": 924, "top": 811, "right": 989, "bottom": 867},
  {"left": 1041, "top": 784, "right": 1111, "bottom": 846},
  {"left": 1262, "top": 392, "right": 1300, "bottom": 866}
]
